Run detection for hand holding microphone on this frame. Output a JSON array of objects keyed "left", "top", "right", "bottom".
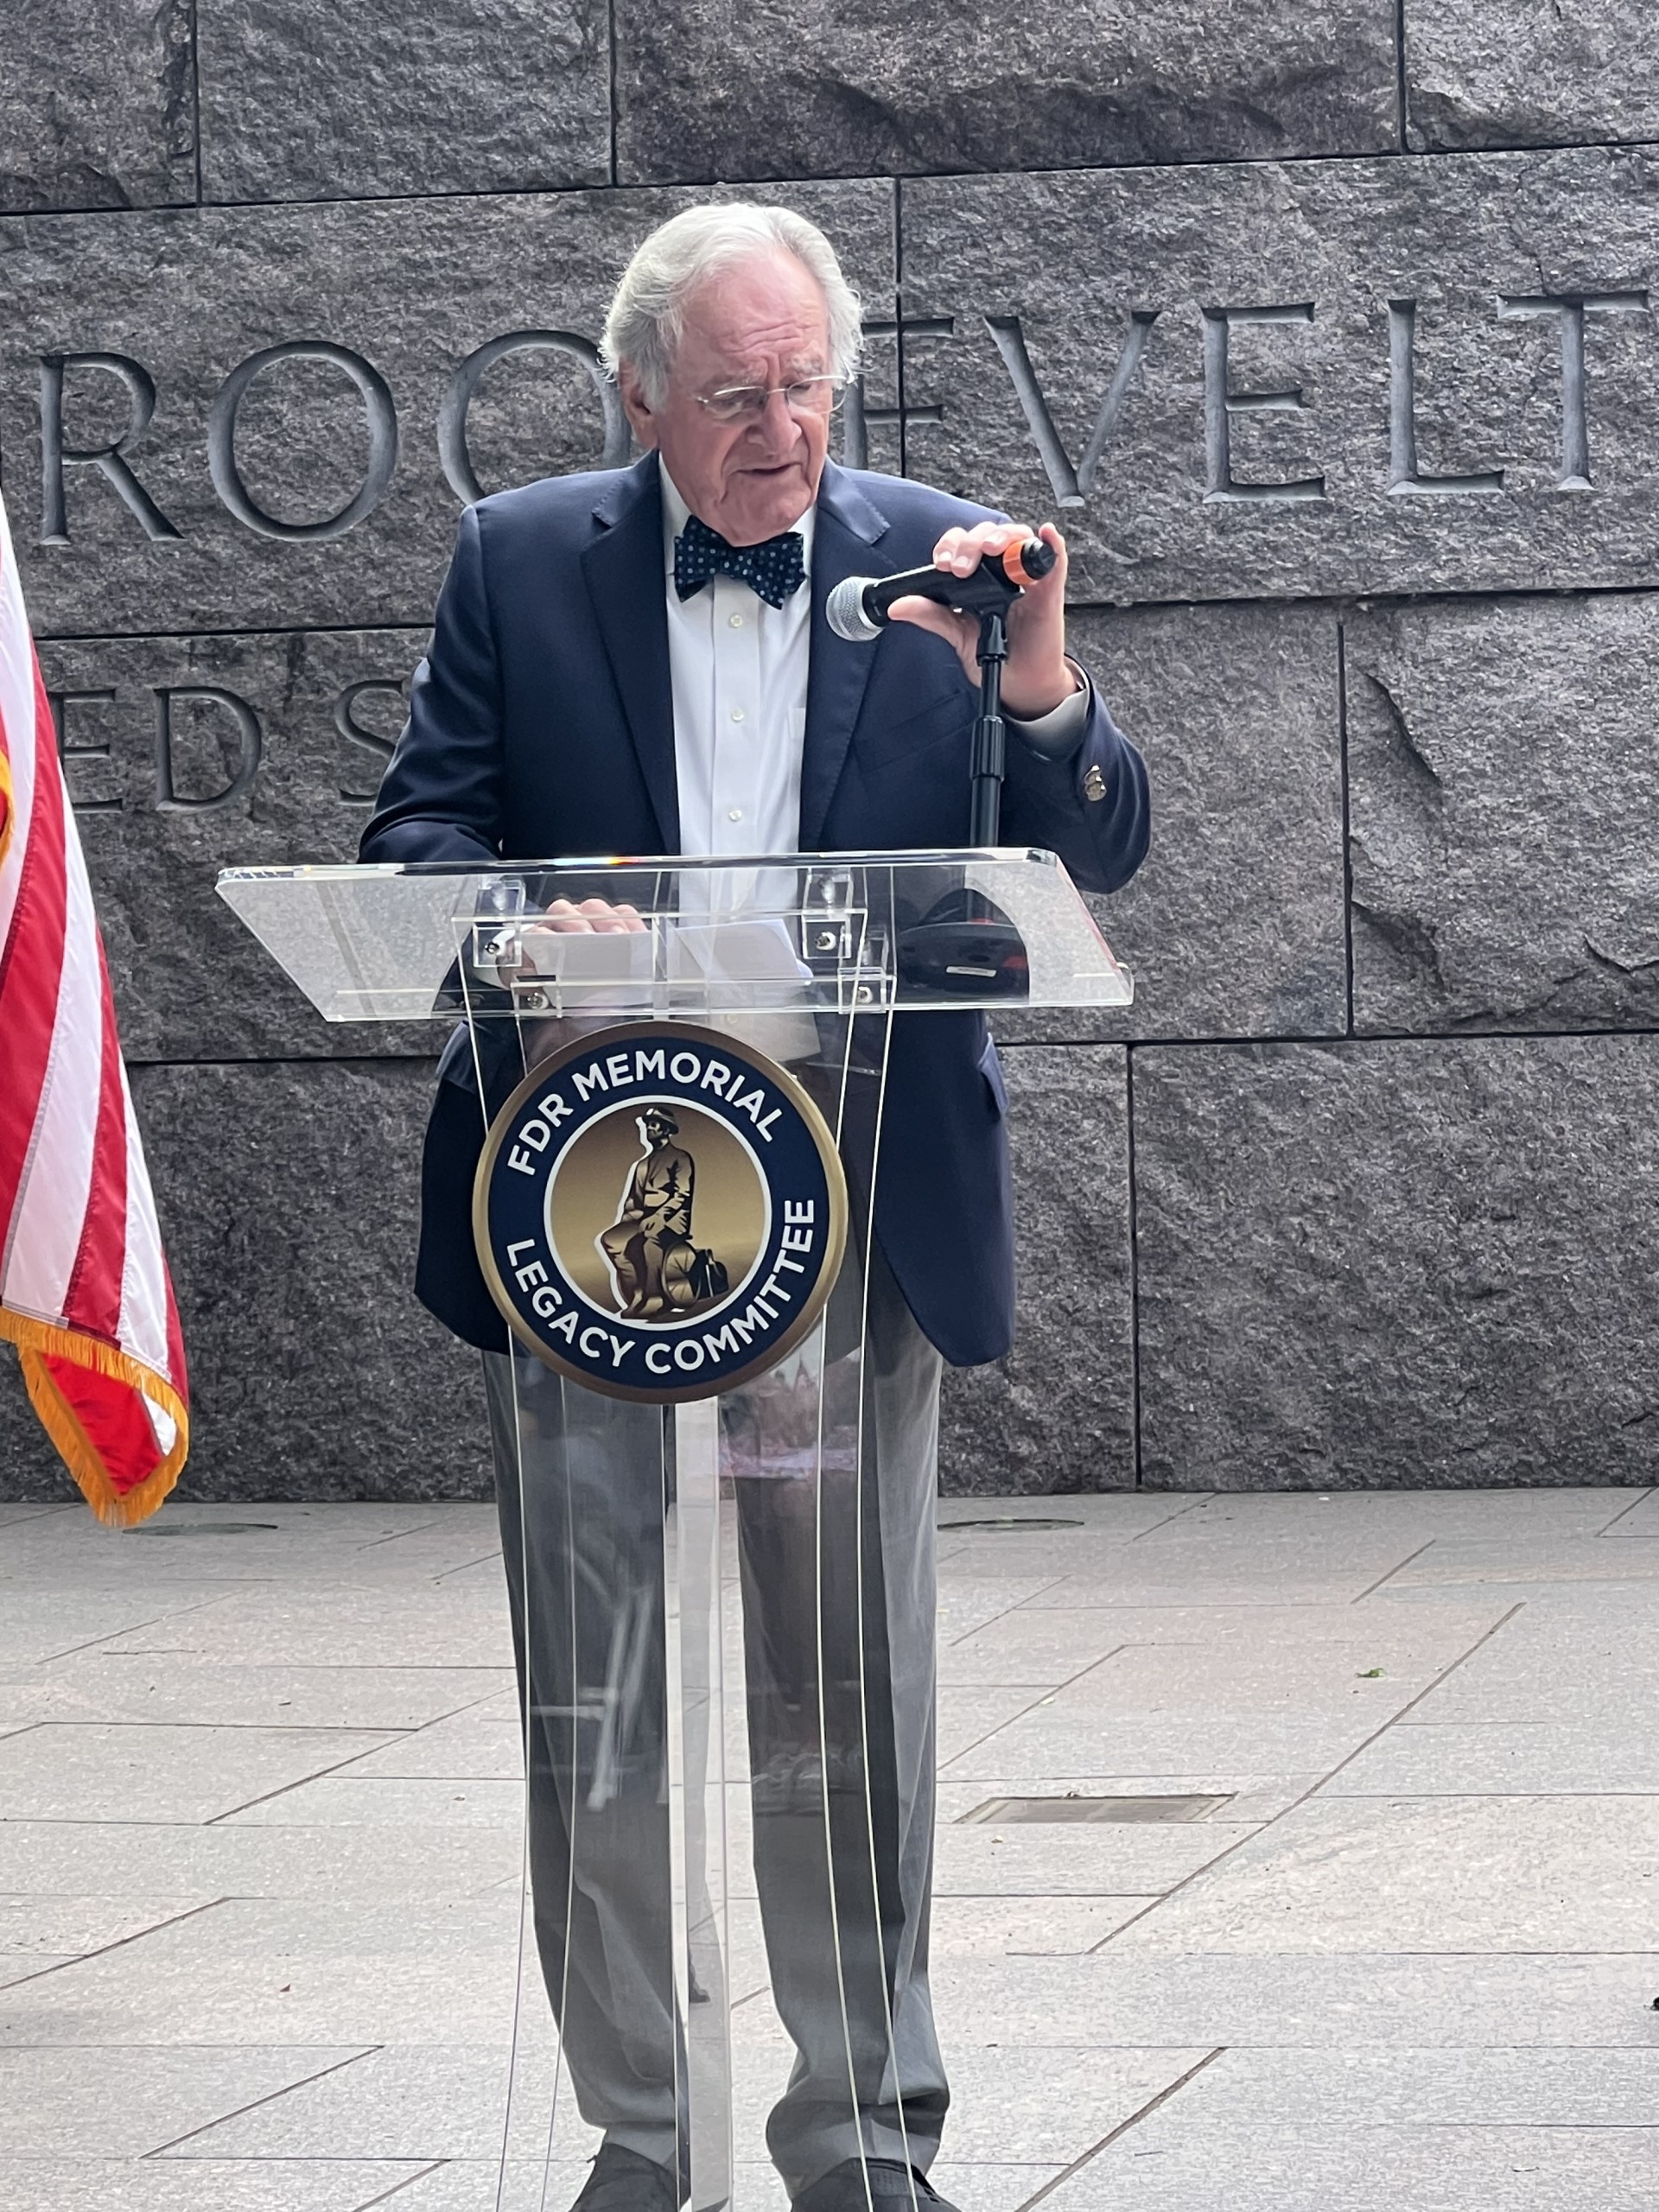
[
  {"left": 828, "top": 518, "right": 1080, "bottom": 721},
  {"left": 826, "top": 534, "right": 1056, "bottom": 636}
]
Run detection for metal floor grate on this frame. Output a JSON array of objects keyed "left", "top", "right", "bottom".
[
  {"left": 957, "top": 1793, "right": 1235, "bottom": 1825},
  {"left": 137, "top": 1522, "right": 280, "bottom": 1536},
  {"left": 938, "top": 1516, "right": 1084, "bottom": 1531}
]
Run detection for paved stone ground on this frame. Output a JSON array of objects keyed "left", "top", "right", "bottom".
[{"left": 1, "top": 1486, "right": 1656, "bottom": 2210}]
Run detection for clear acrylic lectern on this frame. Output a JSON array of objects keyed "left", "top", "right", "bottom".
[{"left": 219, "top": 850, "right": 1131, "bottom": 2212}]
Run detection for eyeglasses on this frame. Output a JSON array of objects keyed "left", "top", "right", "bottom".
[{"left": 693, "top": 375, "right": 848, "bottom": 425}]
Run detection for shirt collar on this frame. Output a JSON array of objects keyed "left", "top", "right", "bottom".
[{"left": 659, "top": 461, "right": 817, "bottom": 576}]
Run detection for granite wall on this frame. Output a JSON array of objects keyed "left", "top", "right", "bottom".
[{"left": 3, "top": 2, "right": 1656, "bottom": 1499}]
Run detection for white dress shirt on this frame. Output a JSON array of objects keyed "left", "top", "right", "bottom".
[
  {"left": 663, "top": 467, "right": 812, "bottom": 860},
  {"left": 660, "top": 465, "right": 1090, "bottom": 862}
]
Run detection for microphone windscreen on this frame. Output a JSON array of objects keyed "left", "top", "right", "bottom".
[{"left": 825, "top": 575, "right": 883, "bottom": 643}]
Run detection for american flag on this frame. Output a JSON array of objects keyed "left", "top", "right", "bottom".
[{"left": 0, "top": 492, "right": 188, "bottom": 1525}]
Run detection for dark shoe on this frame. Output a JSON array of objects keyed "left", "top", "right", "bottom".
[
  {"left": 794, "top": 2160, "right": 960, "bottom": 2212},
  {"left": 569, "top": 2143, "right": 684, "bottom": 2212}
]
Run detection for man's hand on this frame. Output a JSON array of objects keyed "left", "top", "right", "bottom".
[
  {"left": 493, "top": 895, "right": 648, "bottom": 984},
  {"left": 537, "top": 897, "right": 649, "bottom": 934},
  {"left": 884, "top": 519, "right": 1081, "bottom": 721}
]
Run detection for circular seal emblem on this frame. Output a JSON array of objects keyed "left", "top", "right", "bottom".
[{"left": 474, "top": 1021, "right": 849, "bottom": 1402}]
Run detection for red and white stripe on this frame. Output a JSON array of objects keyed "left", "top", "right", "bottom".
[{"left": 0, "top": 492, "right": 188, "bottom": 1524}]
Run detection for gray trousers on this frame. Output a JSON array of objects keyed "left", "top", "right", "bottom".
[{"left": 483, "top": 1245, "right": 948, "bottom": 2196}]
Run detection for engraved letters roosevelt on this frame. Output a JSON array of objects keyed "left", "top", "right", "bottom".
[{"left": 31, "top": 290, "right": 1653, "bottom": 556}]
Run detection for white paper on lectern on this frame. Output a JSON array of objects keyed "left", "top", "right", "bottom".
[
  {"left": 667, "top": 918, "right": 811, "bottom": 992},
  {"left": 668, "top": 919, "right": 820, "bottom": 1062},
  {"left": 518, "top": 926, "right": 658, "bottom": 1007}
]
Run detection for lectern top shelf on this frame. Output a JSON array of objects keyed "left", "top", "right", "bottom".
[{"left": 215, "top": 847, "right": 1134, "bottom": 1023}]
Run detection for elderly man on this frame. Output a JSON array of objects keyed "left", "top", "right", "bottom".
[{"left": 362, "top": 205, "right": 1148, "bottom": 2212}]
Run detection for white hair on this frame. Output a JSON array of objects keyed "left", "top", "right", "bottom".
[{"left": 601, "top": 203, "right": 862, "bottom": 406}]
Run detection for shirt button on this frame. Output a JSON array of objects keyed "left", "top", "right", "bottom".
[
  {"left": 728, "top": 613, "right": 744, "bottom": 628},
  {"left": 730, "top": 707, "right": 746, "bottom": 722},
  {"left": 728, "top": 808, "right": 744, "bottom": 823}
]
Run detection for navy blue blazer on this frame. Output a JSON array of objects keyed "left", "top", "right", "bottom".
[{"left": 360, "top": 454, "right": 1149, "bottom": 1367}]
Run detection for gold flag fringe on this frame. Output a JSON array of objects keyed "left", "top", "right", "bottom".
[{"left": 0, "top": 1309, "right": 187, "bottom": 1527}]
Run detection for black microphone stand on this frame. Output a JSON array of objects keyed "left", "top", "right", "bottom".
[
  {"left": 893, "top": 586, "right": 1031, "bottom": 999},
  {"left": 968, "top": 606, "right": 1008, "bottom": 846},
  {"left": 831, "top": 543, "right": 1054, "bottom": 852}
]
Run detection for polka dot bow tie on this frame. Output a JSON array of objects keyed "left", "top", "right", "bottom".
[{"left": 673, "top": 514, "right": 806, "bottom": 609}]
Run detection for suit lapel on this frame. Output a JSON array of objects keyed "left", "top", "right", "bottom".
[
  {"left": 800, "top": 462, "right": 893, "bottom": 852},
  {"left": 581, "top": 454, "right": 680, "bottom": 853}
]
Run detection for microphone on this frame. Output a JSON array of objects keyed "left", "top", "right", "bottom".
[{"left": 825, "top": 537, "right": 1057, "bottom": 643}]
